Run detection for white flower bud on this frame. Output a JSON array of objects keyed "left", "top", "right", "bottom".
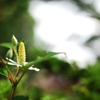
[
  {"left": 12, "top": 35, "right": 18, "bottom": 46},
  {"left": 6, "top": 49, "right": 13, "bottom": 58}
]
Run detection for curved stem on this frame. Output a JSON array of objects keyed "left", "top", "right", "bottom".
[
  {"left": 6, "top": 66, "right": 15, "bottom": 83},
  {"left": 10, "top": 84, "right": 17, "bottom": 100},
  {"left": 17, "top": 70, "right": 26, "bottom": 85},
  {"left": 13, "top": 47, "right": 21, "bottom": 78},
  {"left": 14, "top": 68, "right": 19, "bottom": 78},
  {"left": 9, "top": 71, "right": 26, "bottom": 100},
  {"left": 10, "top": 70, "right": 26, "bottom": 100},
  {"left": 13, "top": 47, "right": 18, "bottom": 60}
]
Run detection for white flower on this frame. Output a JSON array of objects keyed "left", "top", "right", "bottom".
[{"left": 6, "top": 57, "right": 40, "bottom": 72}]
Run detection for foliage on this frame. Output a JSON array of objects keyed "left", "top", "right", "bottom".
[
  {"left": 0, "top": 35, "right": 61, "bottom": 100},
  {"left": 0, "top": 36, "right": 100, "bottom": 99},
  {"left": 0, "top": 1, "right": 100, "bottom": 99}
]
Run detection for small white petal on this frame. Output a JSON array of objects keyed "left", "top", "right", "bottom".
[
  {"left": 6, "top": 58, "right": 39, "bottom": 71},
  {"left": 6, "top": 57, "right": 17, "bottom": 64},
  {"left": 6, "top": 57, "right": 22, "bottom": 67},
  {"left": 7, "top": 62, "right": 21, "bottom": 67},
  {"left": 7, "top": 62, "right": 17, "bottom": 66},
  {"left": 28, "top": 67, "right": 40, "bottom": 71}
]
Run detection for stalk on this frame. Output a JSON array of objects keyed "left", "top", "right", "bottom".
[{"left": 10, "top": 83, "right": 17, "bottom": 100}]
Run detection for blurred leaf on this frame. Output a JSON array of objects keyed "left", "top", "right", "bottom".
[
  {"left": 0, "top": 79, "right": 11, "bottom": 95},
  {"left": 0, "top": 68, "right": 8, "bottom": 77},
  {"left": 25, "top": 52, "right": 62, "bottom": 69},
  {"left": 0, "top": 43, "right": 13, "bottom": 48},
  {"left": 13, "top": 95, "right": 29, "bottom": 100},
  {"left": 42, "top": 93, "right": 68, "bottom": 100},
  {"left": 44, "top": 52, "right": 60, "bottom": 58}
]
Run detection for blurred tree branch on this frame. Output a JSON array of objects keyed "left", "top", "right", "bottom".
[
  {"left": 41, "top": 0, "right": 100, "bottom": 20},
  {"left": 69, "top": 0, "right": 100, "bottom": 20}
]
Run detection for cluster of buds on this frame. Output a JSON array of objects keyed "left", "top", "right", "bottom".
[{"left": 6, "top": 35, "right": 40, "bottom": 72}]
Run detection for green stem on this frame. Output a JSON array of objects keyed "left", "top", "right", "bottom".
[
  {"left": 5, "top": 66, "right": 15, "bottom": 83},
  {"left": 14, "top": 68, "right": 19, "bottom": 78},
  {"left": 13, "top": 47, "right": 20, "bottom": 78},
  {"left": 13, "top": 47, "right": 18, "bottom": 63},
  {"left": 10, "top": 70, "right": 26, "bottom": 100},
  {"left": 17, "top": 70, "right": 26, "bottom": 84},
  {"left": 10, "top": 83, "right": 17, "bottom": 100}
]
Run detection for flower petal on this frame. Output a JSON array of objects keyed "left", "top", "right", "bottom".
[
  {"left": 6, "top": 57, "right": 22, "bottom": 67},
  {"left": 7, "top": 62, "right": 21, "bottom": 67},
  {"left": 6, "top": 57, "right": 17, "bottom": 64},
  {"left": 6, "top": 58, "right": 40, "bottom": 71},
  {"left": 28, "top": 67, "right": 40, "bottom": 71}
]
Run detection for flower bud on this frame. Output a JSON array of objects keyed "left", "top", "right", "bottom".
[
  {"left": 18, "top": 42, "right": 26, "bottom": 66},
  {"left": 12, "top": 35, "right": 18, "bottom": 46},
  {"left": 6, "top": 49, "right": 13, "bottom": 58}
]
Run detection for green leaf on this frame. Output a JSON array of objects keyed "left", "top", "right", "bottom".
[
  {"left": 13, "top": 95, "right": 29, "bottom": 100},
  {"left": 0, "top": 43, "right": 13, "bottom": 48},
  {"left": 25, "top": 52, "right": 63, "bottom": 70},
  {"left": 0, "top": 80, "right": 11, "bottom": 94},
  {"left": 0, "top": 68, "right": 8, "bottom": 76}
]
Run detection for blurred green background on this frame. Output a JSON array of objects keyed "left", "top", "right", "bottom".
[{"left": 0, "top": 0, "right": 100, "bottom": 100}]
